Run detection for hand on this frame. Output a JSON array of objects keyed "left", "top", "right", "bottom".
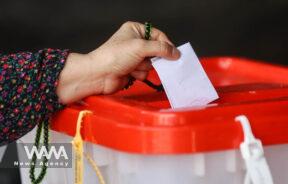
[{"left": 56, "top": 21, "right": 180, "bottom": 104}]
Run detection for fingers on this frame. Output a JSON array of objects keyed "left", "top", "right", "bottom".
[
  {"left": 135, "top": 60, "right": 153, "bottom": 71},
  {"left": 130, "top": 70, "right": 148, "bottom": 81},
  {"left": 155, "top": 31, "right": 174, "bottom": 46},
  {"left": 136, "top": 39, "right": 181, "bottom": 60},
  {"left": 122, "top": 21, "right": 180, "bottom": 60},
  {"left": 132, "top": 60, "right": 152, "bottom": 81},
  {"left": 150, "top": 27, "right": 174, "bottom": 46},
  {"left": 137, "top": 22, "right": 174, "bottom": 45},
  {"left": 124, "top": 21, "right": 175, "bottom": 46}
]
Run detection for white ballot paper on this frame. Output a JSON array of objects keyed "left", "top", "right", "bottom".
[{"left": 151, "top": 42, "right": 219, "bottom": 109}]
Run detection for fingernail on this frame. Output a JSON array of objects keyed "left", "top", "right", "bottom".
[{"left": 172, "top": 48, "right": 181, "bottom": 59}]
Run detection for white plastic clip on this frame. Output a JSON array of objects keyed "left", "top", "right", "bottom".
[{"left": 235, "top": 115, "right": 274, "bottom": 184}]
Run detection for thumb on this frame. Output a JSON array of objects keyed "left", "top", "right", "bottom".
[{"left": 138, "top": 40, "right": 181, "bottom": 60}]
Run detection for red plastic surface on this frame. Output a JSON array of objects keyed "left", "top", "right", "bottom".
[{"left": 51, "top": 57, "right": 288, "bottom": 154}]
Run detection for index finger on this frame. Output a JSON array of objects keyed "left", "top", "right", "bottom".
[{"left": 133, "top": 22, "right": 175, "bottom": 46}]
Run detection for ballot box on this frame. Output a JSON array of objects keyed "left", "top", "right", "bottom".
[{"left": 17, "top": 57, "right": 288, "bottom": 184}]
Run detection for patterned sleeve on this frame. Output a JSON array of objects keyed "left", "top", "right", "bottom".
[{"left": 0, "top": 49, "right": 69, "bottom": 145}]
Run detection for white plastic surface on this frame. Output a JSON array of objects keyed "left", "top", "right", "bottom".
[
  {"left": 17, "top": 128, "right": 288, "bottom": 184},
  {"left": 0, "top": 145, "right": 7, "bottom": 163}
]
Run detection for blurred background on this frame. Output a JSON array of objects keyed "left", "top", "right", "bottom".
[
  {"left": 0, "top": 0, "right": 288, "bottom": 65},
  {"left": 0, "top": 0, "right": 287, "bottom": 183}
]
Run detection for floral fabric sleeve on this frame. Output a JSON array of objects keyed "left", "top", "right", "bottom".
[{"left": 0, "top": 49, "right": 69, "bottom": 145}]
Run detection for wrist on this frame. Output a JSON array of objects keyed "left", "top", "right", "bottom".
[{"left": 56, "top": 52, "right": 105, "bottom": 104}]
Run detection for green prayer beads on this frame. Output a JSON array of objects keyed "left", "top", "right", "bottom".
[{"left": 29, "top": 120, "right": 49, "bottom": 184}]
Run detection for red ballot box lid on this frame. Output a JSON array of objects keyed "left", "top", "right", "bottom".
[{"left": 51, "top": 57, "right": 288, "bottom": 154}]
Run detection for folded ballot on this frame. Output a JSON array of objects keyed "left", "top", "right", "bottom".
[{"left": 151, "top": 42, "right": 219, "bottom": 109}]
